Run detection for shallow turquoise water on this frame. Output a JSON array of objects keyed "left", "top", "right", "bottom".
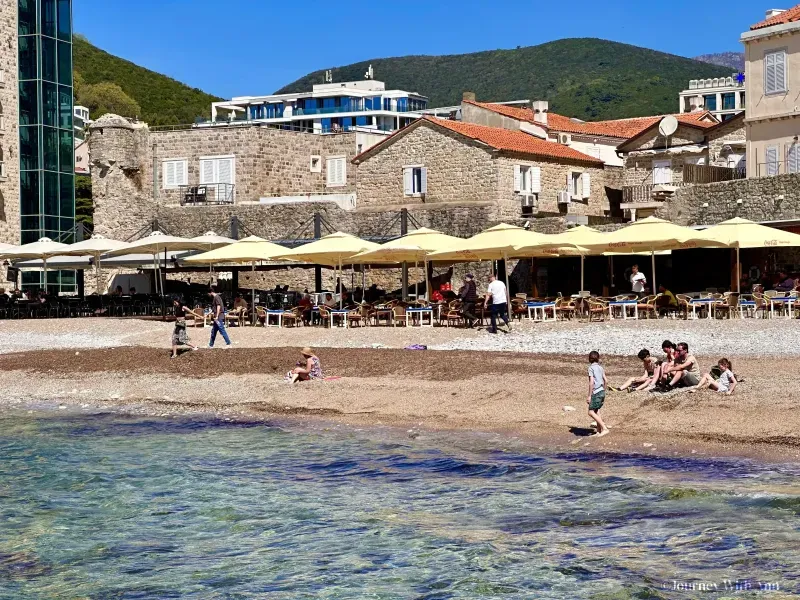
[{"left": 0, "top": 410, "right": 798, "bottom": 599}]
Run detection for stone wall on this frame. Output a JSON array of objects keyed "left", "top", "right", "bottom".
[
  {"left": 0, "top": 2, "right": 19, "bottom": 247},
  {"left": 656, "top": 172, "right": 800, "bottom": 226},
  {"left": 355, "top": 124, "right": 498, "bottom": 207},
  {"left": 706, "top": 118, "right": 746, "bottom": 168}
]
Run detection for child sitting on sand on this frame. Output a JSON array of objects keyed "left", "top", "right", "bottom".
[
  {"left": 286, "top": 347, "right": 323, "bottom": 383},
  {"left": 587, "top": 351, "right": 609, "bottom": 437},
  {"left": 690, "top": 358, "right": 737, "bottom": 395},
  {"left": 610, "top": 349, "right": 661, "bottom": 392}
]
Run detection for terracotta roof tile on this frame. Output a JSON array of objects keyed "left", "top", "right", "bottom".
[
  {"left": 465, "top": 100, "right": 716, "bottom": 139},
  {"left": 750, "top": 4, "right": 800, "bottom": 30},
  {"left": 423, "top": 117, "right": 603, "bottom": 165}
]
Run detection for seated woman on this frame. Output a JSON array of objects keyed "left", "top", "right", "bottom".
[
  {"left": 297, "top": 293, "right": 313, "bottom": 325},
  {"left": 287, "top": 347, "right": 323, "bottom": 383}
]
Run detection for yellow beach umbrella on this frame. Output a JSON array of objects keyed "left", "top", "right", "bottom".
[
  {"left": 275, "top": 232, "right": 380, "bottom": 308},
  {"left": 353, "top": 228, "right": 463, "bottom": 300},
  {"left": 428, "top": 223, "right": 564, "bottom": 296},
  {"left": 700, "top": 218, "right": 800, "bottom": 292},
  {"left": 184, "top": 236, "right": 289, "bottom": 322},
  {"left": 577, "top": 217, "right": 724, "bottom": 291}
]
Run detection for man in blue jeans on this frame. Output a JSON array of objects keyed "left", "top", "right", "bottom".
[
  {"left": 208, "top": 286, "right": 232, "bottom": 348},
  {"left": 484, "top": 273, "right": 511, "bottom": 334}
]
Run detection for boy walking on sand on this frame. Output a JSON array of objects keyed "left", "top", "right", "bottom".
[{"left": 587, "top": 351, "right": 609, "bottom": 437}]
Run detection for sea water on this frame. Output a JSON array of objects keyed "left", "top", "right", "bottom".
[{"left": 0, "top": 410, "right": 798, "bottom": 599}]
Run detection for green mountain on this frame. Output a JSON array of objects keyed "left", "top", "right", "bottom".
[
  {"left": 276, "top": 38, "right": 731, "bottom": 121},
  {"left": 73, "top": 37, "right": 222, "bottom": 126}
]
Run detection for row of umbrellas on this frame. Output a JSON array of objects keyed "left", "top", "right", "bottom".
[{"left": 3, "top": 218, "right": 800, "bottom": 300}]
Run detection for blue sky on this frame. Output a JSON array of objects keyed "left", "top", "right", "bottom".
[{"left": 75, "top": 0, "right": 778, "bottom": 99}]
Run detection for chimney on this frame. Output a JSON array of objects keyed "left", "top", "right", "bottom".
[
  {"left": 531, "top": 100, "right": 548, "bottom": 126},
  {"left": 462, "top": 91, "right": 476, "bottom": 102},
  {"left": 765, "top": 8, "right": 786, "bottom": 19}
]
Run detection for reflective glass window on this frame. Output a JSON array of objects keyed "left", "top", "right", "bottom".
[
  {"left": 43, "top": 127, "right": 59, "bottom": 171},
  {"left": 57, "top": 41, "right": 72, "bottom": 86},
  {"left": 59, "top": 130, "right": 73, "bottom": 173},
  {"left": 57, "top": 0, "right": 71, "bottom": 41},
  {"left": 18, "top": 36, "right": 38, "bottom": 81},
  {"left": 19, "top": 80, "right": 39, "bottom": 125},
  {"left": 43, "top": 171, "right": 59, "bottom": 216},
  {"left": 19, "top": 0, "right": 37, "bottom": 35},
  {"left": 41, "top": 36, "right": 57, "bottom": 83},
  {"left": 42, "top": 81, "right": 58, "bottom": 126},
  {"left": 60, "top": 173, "right": 74, "bottom": 217},
  {"left": 19, "top": 126, "right": 39, "bottom": 171},
  {"left": 59, "top": 85, "right": 72, "bottom": 129},
  {"left": 20, "top": 171, "right": 40, "bottom": 215},
  {"left": 41, "top": 0, "right": 57, "bottom": 38}
]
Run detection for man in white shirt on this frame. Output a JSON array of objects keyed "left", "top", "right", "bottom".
[
  {"left": 484, "top": 273, "right": 511, "bottom": 334},
  {"left": 630, "top": 264, "right": 647, "bottom": 298}
]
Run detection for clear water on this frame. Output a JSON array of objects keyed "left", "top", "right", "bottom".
[{"left": 1, "top": 410, "right": 799, "bottom": 599}]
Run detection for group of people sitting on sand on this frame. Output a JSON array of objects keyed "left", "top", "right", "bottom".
[{"left": 610, "top": 340, "right": 737, "bottom": 396}]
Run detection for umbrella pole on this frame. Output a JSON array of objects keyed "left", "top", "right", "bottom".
[
  {"left": 252, "top": 261, "right": 256, "bottom": 325},
  {"left": 415, "top": 261, "right": 419, "bottom": 302},
  {"left": 425, "top": 259, "right": 430, "bottom": 301},
  {"left": 503, "top": 252, "right": 510, "bottom": 299},
  {"left": 580, "top": 255, "right": 585, "bottom": 293},
  {"left": 736, "top": 246, "right": 741, "bottom": 294},
  {"left": 651, "top": 251, "right": 656, "bottom": 294},
  {"left": 338, "top": 258, "right": 343, "bottom": 309},
  {"left": 43, "top": 257, "right": 47, "bottom": 295}
]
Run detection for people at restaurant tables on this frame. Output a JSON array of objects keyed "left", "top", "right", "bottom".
[
  {"left": 774, "top": 270, "right": 796, "bottom": 293},
  {"left": 112, "top": 285, "right": 123, "bottom": 296},
  {"left": 323, "top": 293, "right": 337, "bottom": 309},
  {"left": 232, "top": 293, "right": 248, "bottom": 314},
  {"left": 458, "top": 273, "right": 479, "bottom": 329},
  {"left": 129, "top": 286, "right": 136, "bottom": 295},
  {"left": 655, "top": 284, "right": 678, "bottom": 315},
  {"left": 297, "top": 293, "right": 313, "bottom": 325}
]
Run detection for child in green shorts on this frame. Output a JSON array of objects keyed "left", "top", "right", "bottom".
[{"left": 587, "top": 350, "right": 609, "bottom": 437}]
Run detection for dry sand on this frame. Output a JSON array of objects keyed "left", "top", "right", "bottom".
[{"left": 3, "top": 334, "right": 800, "bottom": 462}]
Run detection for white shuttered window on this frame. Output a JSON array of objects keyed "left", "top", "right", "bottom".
[
  {"left": 514, "top": 165, "right": 540, "bottom": 194},
  {"left": 162, "top": 159, "right": 187, "bottom": 188},
  {"left": 766, "top": 146, "right": 779, "bottom": 176},
  {"left": 581, "top": 172, "right": 591, "bottom": 198},
  {"left": 326, "top": 156, "right": 347, "bottom": 187},
  {"left": 199, "top": 155, "right": 235, "bottom": 185},
  {"left": 787, "top": 143, "right": 800, "bottom": 174},
  {"left": 403, "top": 166, "right": 427, "bottom": 195},
  {"left": 764, "top": 50, "right": 787, "bottom": 95},
  {"left": 652, "top": 160, "right": 673, "bottom": 184}
]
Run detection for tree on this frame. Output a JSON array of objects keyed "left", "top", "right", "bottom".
[
  {"left": 78, "top": 81, "right": 141, "bottom": 120},
  {"left": 75, "top": 175, "right": 93, "bottom": 233}
]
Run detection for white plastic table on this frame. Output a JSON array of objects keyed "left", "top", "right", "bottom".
[
  {"left": 738, "top": 299, "right": 756, "bottom": 319},
  {"left": 608, "top": 300, "right": 638, "bottom": 320},
  {"left": 329, "top": 309, "right": 349, "bottom": 328},
  {"left": 690, "top": 299, "right": 717, "bottom": 320},
  {"left": 405, "top": 307, "right": 434, "bottom": 327},
  {"left": 265, "top": 310, "right": 285, "bottom": 327},
  {"left": 526, "top": 302, "right": 556, "bottom": 322},
  {"left": 769, "top": 296, "right": 796, "bottom": 319}
]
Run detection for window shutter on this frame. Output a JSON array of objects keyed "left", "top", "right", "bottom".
[
  {"left": 765, "top": 53, "right": 777, "bottom": 94},
  {"left": 339, "top": 158, "right": 346, "bottom": 185},
  {"left": 164, "top": 161, "right": 175, "bottom": 188},
  {"left": 513, "top": 165, "right": 521, "bottom": 192},
  {"left": 201, "top": 159, "right": 214, "bottom": 184},
  {"left": 766, "top": 146, "right": 778, "bottom": 176},
  {"left": 403, "top": 167, "right": 413, "bottom": 195},
  {"left": 530, "top": 167, "right": 541, "bottom": 193},
  {"left": 218, "top": 158, "right": 233, "bottom": 184},
  {"left": 775, "top": 51, "right": 786, "bottom": 93},
  {"left": 179, "top": 161, "right": 187, "bottom": 185},
  {"left": 420, "top": 167, "right": 427, "bottom": 194},
  {"left": 582, "top": 172, "right": 591, "bottom": 198},
  {"left": 566, "top": 172, "right": 571, "bottom": 194}
]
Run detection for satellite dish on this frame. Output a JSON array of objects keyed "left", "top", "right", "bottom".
[{"left": 658, "top": 115, "right": 678, "bottom": 137}]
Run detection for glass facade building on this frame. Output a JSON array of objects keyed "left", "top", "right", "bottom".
[{"left": 18, "top": 0, "right": 75, "bottom": 292}]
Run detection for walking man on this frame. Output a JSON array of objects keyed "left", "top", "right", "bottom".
[
  {"left": 484, "top": 273, "right": 511, "bottom": 334},
  {"left": 459, "top": 273, "right": 478, "bottom": 328},
  {"left": 208, "top": 286, "right": 232, "bottom": 348}
]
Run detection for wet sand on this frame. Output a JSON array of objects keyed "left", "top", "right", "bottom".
[{"left": 4, "top": 346, "right": 800, "bottom": 463}]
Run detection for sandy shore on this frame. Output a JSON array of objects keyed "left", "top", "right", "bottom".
[{"left": 4, "top": 317, "right": 800, "bottom": 463}]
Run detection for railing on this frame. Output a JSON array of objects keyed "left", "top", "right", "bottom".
[
  {"left": 755, "top": 161, "right": 800, "bottom": 178},
  {"left": 683, "top": 164, "right": 746, "bottom": 184},
  {"left": 178, "top": 183, "right": 235, "bottom": 206},
  {"left": 622, "top": 182, "right": 690, "bottom": 204}
]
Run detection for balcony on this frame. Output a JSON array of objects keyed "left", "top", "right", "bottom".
[
  {"left": 622, "top": 182, "right": 690, "bottom": 205},
  {"left": 683, "top": 164, "right": 746, "bottom": 184},
  {"left": 756, "top": 160, "right": 800, "bottom": 178},
  {"left": 178, "top": 183, "right": 235, "bottom": 206}
]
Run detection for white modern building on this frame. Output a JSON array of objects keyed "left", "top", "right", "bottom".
[
  {"left": 678, "top": 74, "right": 746, "bottom": 122},
  {"left": 209, "top": 73, "right": 428, "bottom": 136},
  {"left": 74, "top": 105, "right": 92, "bottom": 142}
]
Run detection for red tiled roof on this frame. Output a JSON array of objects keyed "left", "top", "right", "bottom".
[
  {"left": 751, "top": 5, "right": 800, "bottom": 30},
  {"left": 423, "top": 117, "right": 603, "bottom": 165},
  {"left": 465, "top": 100, "right": 717, "bottom": 140}
]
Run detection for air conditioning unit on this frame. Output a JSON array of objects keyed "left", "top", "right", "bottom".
[
  {"left": 521, "top": 194, "right": 537, "bottom": 208},
  {"left": 557, "top": 190, "right": 571, "bottom": 204},
  {"left": 558, "top": 133, "right": 571, "bottom": 145}
]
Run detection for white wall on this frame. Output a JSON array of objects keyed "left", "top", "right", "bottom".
[{"left": 563, "top": 137, "right": 624, "bottom": 167}]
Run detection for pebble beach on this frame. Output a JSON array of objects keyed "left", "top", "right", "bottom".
[{"left": 3, "top": 317, "right": 800, "bottom": 462}]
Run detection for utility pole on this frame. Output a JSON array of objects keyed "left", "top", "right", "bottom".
[
  {"left": 314, "top": 212, "right": 322, "bottom": 293},
  {"left": 400, "top": 208, "right": 408, "bottom": 300}
]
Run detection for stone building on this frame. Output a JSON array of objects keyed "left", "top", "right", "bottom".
[
  {"left": 0, "top": 0, "right": 20, "bottom": 248},
  {"left": 353, "top": 117, "right": 621, "bottom": 220}
]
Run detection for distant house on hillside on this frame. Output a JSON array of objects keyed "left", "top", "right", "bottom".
[{"left": 352, "top": 116, "right": 621, "bottom": 221}]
